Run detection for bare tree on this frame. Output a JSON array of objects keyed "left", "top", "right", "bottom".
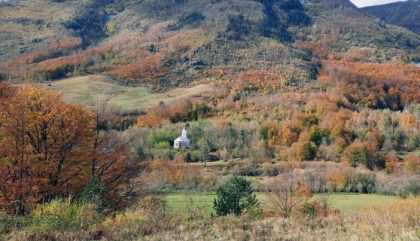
[{"left": 265, "top": 171, "right": 312, "bottom": 217}]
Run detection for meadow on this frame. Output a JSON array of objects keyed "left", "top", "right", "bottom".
[
  {"left": 41, "top": 75, "right": 213, "bottom": 112},
  {"left": 164, "top": 192, "right": 401, "bottom": 217}
]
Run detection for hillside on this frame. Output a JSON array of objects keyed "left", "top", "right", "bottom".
[
  {"left": 362, "top": 0, "right": 420, "bottom": 35},
  {"left": 0, "top": 0, "right": 80, "bottom": 61},
  {"left": 0, "top": 0, "right": 419, "bottom": 89}
]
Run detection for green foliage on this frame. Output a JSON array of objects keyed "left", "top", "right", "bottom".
[
  {"left": 309, "top": 128, "right": 324, "bottom": 146},
  {"left": 348, "top": 146, "right": 370, "bottom": 168},
  {"left": 346, "top": 174, "right": 376, "bottom": 194},
  {"left": 213, "top": 176, "right": 260, "bottom": 216},
  {"left": 105, "top": 20, "right": 117, "bottom": 33},
  {"left": 399, "top": 179, "right": 420, "bottom": 198},
  {"left": 258, "top": 0, "right": 310, "bottom": 42},
  {"left": 302, "top": 115, "right": 319, "bottom": 127},
  {"left": 297, "top": 142, "right": 318, "bottom": 161},
  {"left": 148, "top": 129, "right": 178, "bottom": 148},
  {"left": 197, "top": 138, "right": 211, "bottom": 158},
  {"left": 28, "top": 198, "right": 100, "bottom": 234},
  {"left": 224, "top": 14, "right": 253, "bottom": 41},
  {"left": 301, "top": 202, "right": 316, "bottom": 218},
  {"left": 154, "top": 141, "right": 171, "bottom": 149},
  {"left": 0, "top": 211, "right": 26, "bottom": 236},
  {"left": 259, "top": 125, "right": 269, "bottom": 141},
  {"left": 63, "top": 0, "right": 114, "bottom": 46},
  {"left": 78, "top": 177, "right": 107, "bottom": 212},
  {"left": 136, "top": 146, "right": 146, "bottom": 160}
]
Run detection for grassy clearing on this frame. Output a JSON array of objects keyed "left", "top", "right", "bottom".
[
  {"left": 42, "top": 75, "right": 213, "bottom": 112},
  {"left": 164, "top": 192, "right": 401, "bottom": 217}
]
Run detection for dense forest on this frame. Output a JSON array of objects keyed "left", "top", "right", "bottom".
[{"left": 0, "top": 0, "right": 419, "bottom": 240}]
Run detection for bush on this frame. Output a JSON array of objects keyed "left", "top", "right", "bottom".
[
  {"left": 343, "top": 141, "right": 371, "bottom": 168},
  {"left": 404, "top": 154, "right": 419, "bottom": 173},
  {"left": 399, "top": 179, "right": 420, "bottom": 197},
  {"left": 78, "top": 177, "right": 107, "bottom": 212},
  {"left": 300, "top": 202, "right": 316, "bottom": 218},
  {"left": 213, "top": 176, "right": 260, "bottom": 216},
  {"left": 100, "top": 196, "right": 169, "bottom": 238},
  {"left": 28, "top": 198, "right": 100, "bottom": 234},
  {"left": 346, "top": 173, "right": 376, "bottom": 193},
  {"left": 148, "top": 129, "right": 178, "bottom": 148},
  {"left": 0, "top": 211, "right": 26, "bottom": 236},
  {"left": 224, "top": 15, "right": 253, "bottom": 41},
  {"left": 296, "top": 141, "right": 317, "bottom": 161}
]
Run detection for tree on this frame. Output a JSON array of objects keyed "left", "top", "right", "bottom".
[
  {"left": 88, "top": 104, "right": 138, "bottom": 209},
  {"left": 384, "top": 153, "right": 399, "bottom": 174},
  {"left": 342, "top": 141, "right": 371, "bottom": 168},
  {"left": 265, "top": 172, "right": 312, "bottom": 217},
  {"left": 295, "top": 141, "right": 317, "bottom": 161},
  {"left": 197, "top": 137, "right": 210, "bottom": 167},
  {"left": 0, "top": 86, "right": 137, "bottom": 215},
  {"left": 404, "top": 154, "right": 419, "bottom": 173},
  {"left": 0, "top": 86, "right": 94, "bottom": 215},
  {"left": 213, "top": 176, "right": 259, "bottom": 216}
]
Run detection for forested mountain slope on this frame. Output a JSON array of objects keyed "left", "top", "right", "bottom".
[
  {"left": 362, "top": 0, "right": 420, "bottom": 35},
  {"left": 0, "top": 0, "right": 419, "bottom": 88}
]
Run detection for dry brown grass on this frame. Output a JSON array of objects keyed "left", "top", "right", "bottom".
[{"left": 139, "top": 197, "right": 419, "bottom": 241}]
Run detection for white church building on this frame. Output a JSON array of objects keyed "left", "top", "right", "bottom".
[{"left": 174, "top": 127, "right": 190, "bottom": 149}]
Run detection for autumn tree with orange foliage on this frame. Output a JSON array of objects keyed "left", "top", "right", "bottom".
[
  {"left": 88, "top": 104, "right": 139, "bottom": 207},
  {"left": 0, "top": 86, "right": 93, "bottom": 215},
  {"left": 0, "top": 86, "right": 137, "bottom": 215}
]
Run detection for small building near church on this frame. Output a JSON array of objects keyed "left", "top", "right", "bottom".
[{"left": 174, "top": 127, "right": 190, "bottom": 149}]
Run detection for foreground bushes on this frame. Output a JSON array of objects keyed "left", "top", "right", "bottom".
[
  {"left": 1, "top": 195, "right": 419, "bottom": 241},
  {"left": 28, "top": 198, "right": 100, "bottom": 236}
]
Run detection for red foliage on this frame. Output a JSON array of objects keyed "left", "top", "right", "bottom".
[
  {"left": 109, "top": 54, "right": 167, "bottom": 85},
  {"left": 323, "top": 61, "right": 419, "bottom": 110}
]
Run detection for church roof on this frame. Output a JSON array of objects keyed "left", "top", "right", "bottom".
[{"left": 175, "top": 136, "right": 190, "bottom": 142}]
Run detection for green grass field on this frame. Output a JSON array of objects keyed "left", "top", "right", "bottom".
[
  {"left": 163, "top": 192, "right": 401, "bottom": 217},
  {"left": 41, "top": 75, "right": 213, "bottom": 112}
]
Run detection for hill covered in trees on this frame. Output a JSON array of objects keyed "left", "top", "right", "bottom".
[
  {"left": 362, "top": 0, "right": 420, "bottom": 34},
  {"left": 0, "top": 0, "right": 419, "bottom": 88}
]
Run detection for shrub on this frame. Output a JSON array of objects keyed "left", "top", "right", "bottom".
[
  {"left": 384, "top": 153, "right": 399, "bottom": 174},
  {"left": 309, "top": 128, "right": 324, "bottom": 146},
  {"left": 100, "top": 196, "right": 171, "bottom": 238},
  {"left": 148, "top": 129, "right": 178, "bottom": 148},
  {"left": 295, "top": 141, "right": 317, "bottom": 161},
  {"left": 265, "top": 172, "right": 312, "bottom": 217},
  {"left": 0, "top": 211, "right": 26, "bottom": 236},
  {"left": 342, "top": 141, "right": 371, "bottom": 168},
  {"left": 399, "top": 179, "right": 420, "bottom": 197},
  {"left": 78, "top": 177, "right": 107, "bottom": 212},
  {"left": 224, "top": 15, "right": 253, "bottom": 41},
  {"left": 213, "top": 176, "right": 260, "bottom": 216},
  {"left": 346, "top": 173, "right": 376, "bottom": 193},
  {"left": 404, "top": 154, "right": 419, "bottom": 174},
  {"left": 326, "top": 169, "right": 348, "bottom": 192},
  {"left": 300, "top": 202, "right": 316, "bottom": 218},
  {"left": 28, "top": 198, "right": 100, "bottom": 235}
]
